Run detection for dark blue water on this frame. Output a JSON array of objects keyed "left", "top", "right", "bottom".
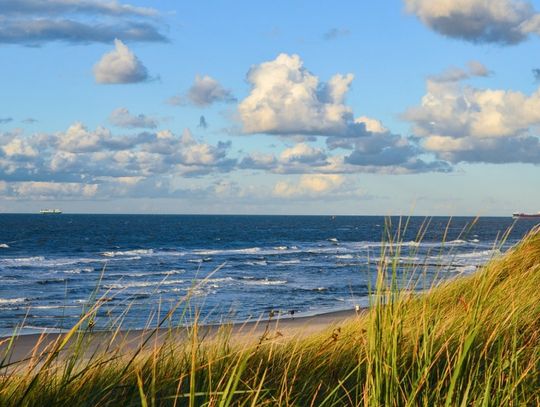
[{"left": 0, "top": 215, "right": 537, "bottom": 335}]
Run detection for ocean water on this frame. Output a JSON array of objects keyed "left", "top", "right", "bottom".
[{"left": 0, "top": 215, "right": 537, "bottom": 336}]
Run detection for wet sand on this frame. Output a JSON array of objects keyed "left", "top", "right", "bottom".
[{"left": 0, "top": 308, "right": 362, "bottom": 366}]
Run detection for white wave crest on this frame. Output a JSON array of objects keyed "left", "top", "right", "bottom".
[
  {"left": 335, "top": 254, "right": 354, "bottom": 259},
  {"left": 275, "top": 259, "right": 301, "bottom": 265},
  {"left": 446, "top": 239, "right": 468, "bottom": 245},
  {"left": 241, "top": 279, "right": 287, "bottom": 286},
  {"left": 105, "top": 279, "right": 185, "bottom": 290},
  {"left": 2, "top": 256, "right": 44, "bottom": 264},
  {"left": 0, "top": 256, "right": 105, "bottom": 268},
  {"left": 62, "top": 267, "right": 94, "bottom": 274},
  {"left": 101, "top": 249, "right": 154, "bottom": 257},
  {"left": 245, "top": 260, "right": 268, "bottom": 266},
  {"left": 0, "top": 297, "right": 27, "bottom": 305},
  {"left": 194, "top": 247, "right": 262, "bottom": 256}
]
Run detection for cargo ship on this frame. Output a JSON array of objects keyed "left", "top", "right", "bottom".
[
  {"left": 512, "top": 212, "right": 540, "bottom": 219},
  {"left": 39, "top": 209, "right": 62, "bottom": 214}
]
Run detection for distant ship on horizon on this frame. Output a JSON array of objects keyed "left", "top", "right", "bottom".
[
  {"left": 512, "top": 212, "right": 540, "bottom": 219},
  {"left": 39, "top": 209, "right": 62, "bottom": 214}
]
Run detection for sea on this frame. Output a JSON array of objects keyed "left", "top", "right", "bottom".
[{"left": 0, "top": 215, "right": 538, "bottom": 336}]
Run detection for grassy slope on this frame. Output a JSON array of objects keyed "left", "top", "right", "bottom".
[{"left": 1, "top": 226, "right": 539, "bottom": 406}]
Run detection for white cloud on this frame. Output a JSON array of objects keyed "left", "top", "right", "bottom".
[
  {"left": 273, "top": 174, "right": 344, "bottom": 198},
  {"left": 57, "top": 122, "right": 114, "bottom": 152},
  {"left": 403, "top": 73, "right": 540, "bottom": 164},
  {"left": 238, "top": 152, "right": 277, "bottom": 170},
  {"left": 2, "top": 138, "right": 38, "bottom": 157},
  {"left": 238, "top": 53, "right": 364, "bottom": 137},
  {"left": 405, "top": 81, "right": 540, "bottom": 140},
  {"left": 428, "top": 61, "right": 490, "bottom": 83},
  {"left": 0, "top": 123, "right": 236, "bottom": 200},
  {"left": 178, "top": 129, "right": 230, "bottom": 166},
  {"left": 10, "top": 181, "right": 98, "bottom": 199},
  {"left": 109, "top": 107, "right": 157, "bottom": 129},
  {"left": 93, "top": 39, "right": 148, "bottom": 84},
  {"left": 236, "top": 54, "right": 450, "bottom": 174},
  {"left": 354, "top": 116, "right": 388, "bottom": 133},
  {"left": 279, "top": 143, "right": 327, "bottom": 164},
  {"left": 184, "top": 75, "right": 236, "bottom": 107},
  {"left": 468, "top": 61, "right": 490, "bottom": 77},
  {"left": 238, "top": 124, "right": 450, "bottom": 175},
  {"left": 404, "top": 0, "right": 540, "bottom": 44},
  {"left": 168, "top": 75, "right": 236, "bottom": 107}
]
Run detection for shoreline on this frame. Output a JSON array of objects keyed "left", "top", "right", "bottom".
[{"left": 0, "top": 308, "right": 362, "bottom": 365}]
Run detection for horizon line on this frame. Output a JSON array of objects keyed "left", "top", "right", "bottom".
[{"left": 0, "top": 212, "right": 516, "bottom": 218}]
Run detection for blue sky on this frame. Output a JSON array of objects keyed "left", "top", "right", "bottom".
[{"left": 1, "top": 0, "right": 539, "bottom": 215}]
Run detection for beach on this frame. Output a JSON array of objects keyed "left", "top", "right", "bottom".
[{"left": 0, "top": 308, "right": 360, "bottom": 366}]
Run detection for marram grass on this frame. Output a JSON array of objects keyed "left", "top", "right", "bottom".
[{"left": 0, "top": 225, "right": 539, "bottom": 406}]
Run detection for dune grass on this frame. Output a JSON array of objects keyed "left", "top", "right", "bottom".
[{"left": 0, "top": 224, "right": 539, "bottom": 406}]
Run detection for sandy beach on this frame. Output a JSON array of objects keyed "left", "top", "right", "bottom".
[{"left": 0, "top": 308, "right": 360, "bottom": 366}]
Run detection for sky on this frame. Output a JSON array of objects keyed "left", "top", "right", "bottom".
[{"left": 1, "top": 0, "right": 540, "bottom": 216}]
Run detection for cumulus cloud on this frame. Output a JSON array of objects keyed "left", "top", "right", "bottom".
[
  {"left": 428, "top": 61, "right": 490, "bottom": 83},
  {"left": 0, "top": 0, "right": 165, "bottom": 45},
  {"left": 421, "top": 134, "right": 540, "bottom": 164},
  {"left": 109, "top": 107, "right": 157, "bottom": 128},
  {"left": 239, "top": 152, "right": 277, "bottom": 171},
  {"left": 176, "top": 129, "right": 233, "bottom": 168},
  {"left": 240, "top": 144, "right": 329, "bottom": 174},
  {"left": 9, "top": 181, "right": 98, "bottom": 199},
  {"left": 404, "top": 0, "right": 540, "bottom": 44},
  {"left": 169, "top": 75, "right": 236, "bottom": 107},
  {"left": 0, "top": 123, "right": 236, "bottom": 201},
  {"left": 237, "top": 112, "right": 450, "bottom": 175},
  {"left": 240, "top": 134, "right": 449, "bottom": 175},
  {"left": 279, "top": 143, "right": 327, "bottom": 165},
  {"left": 2, "top": 137, "right": 38, "bottom": 158},
  {"left": 93, "top": 39, "right": 149, "bottom": 84},
  {"left": 323, "top": 116, "right": 450, "bottom": 173},
  {"left": 403, "top": 72, "right": 540, "bottom": 164},
  {"left": 353, "top": 116, "right": 388, "bottom": 133},
  {"left": 236, "top": 53, "right": 451, "bottom": 174},
  {"left": 56, "top": 122, "right": 137, "bottom": 152},
  {"left": 238, "top": 53, "right": 366, "bottom": 137},
  {"left": 273, "top": 174, "right": 344, "bottom": 198}
]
